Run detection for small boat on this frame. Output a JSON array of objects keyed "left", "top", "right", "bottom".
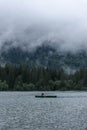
[
  {"left": 35, "top": 93, "right": 57, "bottom": 98},
  {"left": 35, "top": 95, "right": 57, "bottom": 98}
]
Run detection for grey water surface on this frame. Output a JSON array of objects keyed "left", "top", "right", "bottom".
[{"left": 0, "top": 91, "right": 87, "bottom": 130}]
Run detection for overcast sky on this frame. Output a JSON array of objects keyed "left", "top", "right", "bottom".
[{"left": 0, "top": 0, "right": 87, "bottom": 52}]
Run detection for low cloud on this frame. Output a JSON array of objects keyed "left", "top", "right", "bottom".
[{"left": 0, "top": 0, "right": 87, "bottom": 53}]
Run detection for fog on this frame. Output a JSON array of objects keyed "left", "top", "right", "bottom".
[{"left": 0, "top": 0, "right": 87, "bottom": 52}]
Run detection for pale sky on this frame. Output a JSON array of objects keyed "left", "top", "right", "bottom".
[{"left": 0, "top": 0, "right": 87, "bottom": 52}]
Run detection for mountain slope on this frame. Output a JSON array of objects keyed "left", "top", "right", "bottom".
[{"left": 1, "top": 44, "right": 87, "bottom": 69}]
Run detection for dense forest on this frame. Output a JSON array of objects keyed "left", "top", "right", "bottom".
[
  {"left": 0, "top": 64, "right": 87, "bottom": 91},
  {"left": 2, "top": 45, "right": 87, "bottom": 69}
]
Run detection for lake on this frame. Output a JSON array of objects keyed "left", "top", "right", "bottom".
[{"left": 0, "top": 91, "right": 87, "bottom": 130}]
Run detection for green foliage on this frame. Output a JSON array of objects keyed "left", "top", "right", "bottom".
[
  {"left": 0, "top": 80, "right": 8, "bottom": 91},
  {"left": 0, "top": 64, "right": 87, "bottom": 91},
  {"left": 23, "top": 83, "right": 35, "bottom": 91}
]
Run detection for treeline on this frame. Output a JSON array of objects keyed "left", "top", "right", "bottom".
[{"left": 0, "top": 64, "right": 87, "bottom": 91}]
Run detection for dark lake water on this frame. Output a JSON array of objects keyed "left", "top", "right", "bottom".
[{"left": 0, "top": 91, "right": 87, "bottom": 130}]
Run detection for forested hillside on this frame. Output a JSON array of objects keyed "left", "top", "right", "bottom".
[
  {"left": 0, "top": 64, "right": 87, "bottom": 91},
  {"left": 1, "top": 44, "right": 87, "bottom": 69}
]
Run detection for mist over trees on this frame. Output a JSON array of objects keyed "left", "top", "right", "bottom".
[
  {"left": 1, "top": 0, "right": 87, "bottom": 54},
  {"left": 0, "top": 64, "right": 87, "bottom": 91}
]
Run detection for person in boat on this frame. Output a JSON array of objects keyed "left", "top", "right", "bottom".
[{"left": 41, "top": 93, "right": 44, "bottom": 96}]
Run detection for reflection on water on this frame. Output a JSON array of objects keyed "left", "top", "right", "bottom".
[{"left": 0, "top": 92, "right": 87, "bottom": 130}]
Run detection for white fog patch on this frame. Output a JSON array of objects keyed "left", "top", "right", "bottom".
[{"left": 0, "top": 0, "right": 87, "bottom": 52}]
